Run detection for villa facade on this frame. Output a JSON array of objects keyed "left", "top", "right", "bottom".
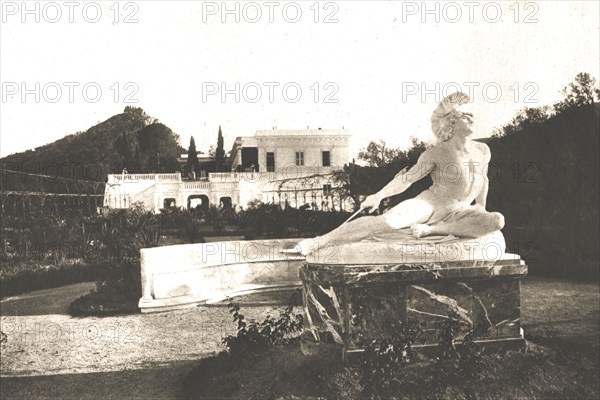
[{"left": 103, "top": 128, "right": 353, "bottom": 212}]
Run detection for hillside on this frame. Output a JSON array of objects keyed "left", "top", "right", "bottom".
[{"left": 0, "top": 107, "right": 184, "bottom": 192}]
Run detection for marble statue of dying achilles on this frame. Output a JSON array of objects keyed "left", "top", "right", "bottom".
[{"left": 287, "top": 92, "right": 505, "bottom": 256}]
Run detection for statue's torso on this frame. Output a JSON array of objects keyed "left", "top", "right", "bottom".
[{"left": 417, "top": 141, "right": 489, "bottom": 220}]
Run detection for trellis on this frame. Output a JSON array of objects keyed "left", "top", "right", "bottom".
[
  {"left": 261, "top": 174, "right": 350, "bottom": 211},
  {"left": 0, "top": 170, "right": 105, "bottom": 216}
]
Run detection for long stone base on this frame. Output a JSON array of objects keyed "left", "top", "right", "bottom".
[
  {"left": 300, "top": 253, "right": 527, "bottom": 361},
  {"left": 138, "top": 239, "right": 305, "bottom": 313}
]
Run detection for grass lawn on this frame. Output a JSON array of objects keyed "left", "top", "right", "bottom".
[{"left": 182, "top": 338, "right": 599, "bottom": 400}]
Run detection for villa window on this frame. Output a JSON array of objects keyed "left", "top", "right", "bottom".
[
  {"left": 266, "top": 152, "right": 275, "bottom": 172},
  {"left": 322, "top": 151, "right": 331, "bottom": 167},
  {"left": 295, "top": 151, "right": 304, "bottom": 166}
]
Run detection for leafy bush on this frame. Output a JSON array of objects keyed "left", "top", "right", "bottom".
[
  {"left": 222, "top": 302, "right": 304, "bottom": 357},
  {"left": 431, "top": 312, "right": 484, "bottom": 396},
  {"left": 68, "top": 204, "right": 160, "bottom": 315},
  {"left": 0, "top": 260, "right": 103, "bottom": 299},
  {"left": 357, "top": 313, "right": 485, "bottom": 399},
  {"left": 239, "top": 201, "right": 350, "bottom": 239},
  {"left": 68, "top": 260, "right": 140, "bottom": 316},
  {"left": 360, "top": 331, "right": 417, "bottom": 399}
]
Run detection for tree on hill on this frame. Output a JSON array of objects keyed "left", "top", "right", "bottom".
[
  {"left": 136, "top": 123, "right": 181, "bottom": 173},
  {"left": 357, "top": 140, "right": 403, "bottom": 167},
  {"left": 186, "top": 136, "right": 201, "bottom": 178},
  {"left": 215, "top": 126, "right": 225, "bottom": 172},
  {"left": 115, "top": 129, "right": 140, "bottom": 171},
  {"left": 124, "top": 105, "right": 146, "bottom": 116},
  {"left": 358, "top": 138, "right": 427, "bottom": 169},
  {"left": 0, "top": 108, "right": 182, "bottom": 193},
  {"left": 554, "top": 72, "right": 600, "bottom": 113},
  {"left": 123, "top": 105, "right": 159, "bottom": 124},
  {"left": 495, "top": 106, "right": 553, "bottom": 137},
  {"left": 494, "top": 73, "right": 600, "bottom": 137}
]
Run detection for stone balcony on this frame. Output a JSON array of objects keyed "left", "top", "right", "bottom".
[{"left": 108, "top": 173, "right": 182, "bottom": 184}]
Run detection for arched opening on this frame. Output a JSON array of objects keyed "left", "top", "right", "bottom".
[
  {"left": 188, "top": 195, "right": 209, "bottom": 210},
  {"left": 219, "top": 196, "right": 232, "bottom": 209},
  {"left": 163, "top": 198, "right": 177, "bottom": 209}
]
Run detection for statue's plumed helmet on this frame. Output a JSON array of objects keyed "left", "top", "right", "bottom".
[{"left": 431, "top": 92, "right": 471, "bottom": 142}]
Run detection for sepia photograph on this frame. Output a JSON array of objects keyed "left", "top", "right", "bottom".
[{"left": 1, "top": 1, "right": 599, "bottom": 399}]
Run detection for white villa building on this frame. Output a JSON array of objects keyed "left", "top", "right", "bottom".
[{"left": 103, "top": 129, "right": 352, "bottom": 212}]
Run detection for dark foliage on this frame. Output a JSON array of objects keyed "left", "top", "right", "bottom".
[
  {"left": 186, "top": 136, "right": 201, "bottom": 177},
  {"left": 0, "top": 261, "right": 103, "bottom": 299},
  {"left": 215, "top": 126, "right": 226, "bottom": 172},
  {"left": 485, "top": 104, "right": 599, "bottom": 279},
  {"left": 69, "top": 259, "right": 141, "bottom": 316},
  {"left": 0, "top": 106, "right": 184, "bottom": 194},
  {"left": 360, "top": 333, "right": 416, "bottom": 399},
  {"left": 182, "top": 341, "right": 343, "bottom": 400},
  {"left": 1, "top": 203, "right": 103, "bottom": 298},
  {"left": 239, "top": 200, "right": 351, "bottom": 239},
  {"left": 222, "top": 302, "right": 304, "bottom": 358},
  {"left": 136, "top": 123, "right": 182, "bottom": 173},
  {"left": 334, "top": 138, "right": 432, "bottom": 211},
  {"left": 68, "top": 204, "right": 160, "bottom": 316},
  {"left": 554, "top": 72, "right": 600, "bottom": 113}
]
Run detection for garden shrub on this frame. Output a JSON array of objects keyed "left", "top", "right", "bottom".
[
  {"left": 68, "top": 204, "right": 159, "bottom": 315},
  {"left": 0, "top": 260, "right": 104, "bottom": 299},
  {"left": 222, "top": 302, "right": 304, "bottom": 358}
]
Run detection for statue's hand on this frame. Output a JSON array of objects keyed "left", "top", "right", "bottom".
[{"left": 361, "top": 194, "right": 381, "bottom": 212}]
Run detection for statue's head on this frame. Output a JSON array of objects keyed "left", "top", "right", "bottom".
[{"left": 431, "top": 92, "right": 473, "bottom": 142}]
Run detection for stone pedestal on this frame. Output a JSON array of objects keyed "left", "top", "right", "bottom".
[{"left": 300, "top": 249, "right": 527, "bottom": 362}]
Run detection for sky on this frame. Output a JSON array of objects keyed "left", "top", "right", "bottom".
[{"left": 1, "top": 0, "right": 599, "bottom": 159}]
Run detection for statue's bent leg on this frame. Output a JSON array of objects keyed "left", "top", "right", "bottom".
[
  {"left": 383, "top": 198, "right": 434, "bottom": 229},
  {"left": 426, "top": 210, "right": 504, "bottom": 238},
  {"left": 295, "top": 199, "right": 433, "bottom": 255},
  {"left": 302, "top": 214, "right": 389, "bottom": 252}
]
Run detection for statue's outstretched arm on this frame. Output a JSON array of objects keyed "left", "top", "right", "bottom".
[{"left": 377, "top": 150, "right": 436, "bottom": 199}]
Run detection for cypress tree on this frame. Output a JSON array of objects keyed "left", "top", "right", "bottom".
[
  {"left": 186, "top": 136, "right": 201, "bottom": 177},
  {"left": 215, "top": 126, "right": 225, "bottom": 172}
]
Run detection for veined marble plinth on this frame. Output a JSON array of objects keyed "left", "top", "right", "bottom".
[
  {"left": 138, "top": 239, "right": 306, "bottom": 313},
  {"left": 300, "top": 234, "right": 527, "bottom": 361},
  {"left": 306, "top": 230, "right": 507, "bottom": 265}
]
